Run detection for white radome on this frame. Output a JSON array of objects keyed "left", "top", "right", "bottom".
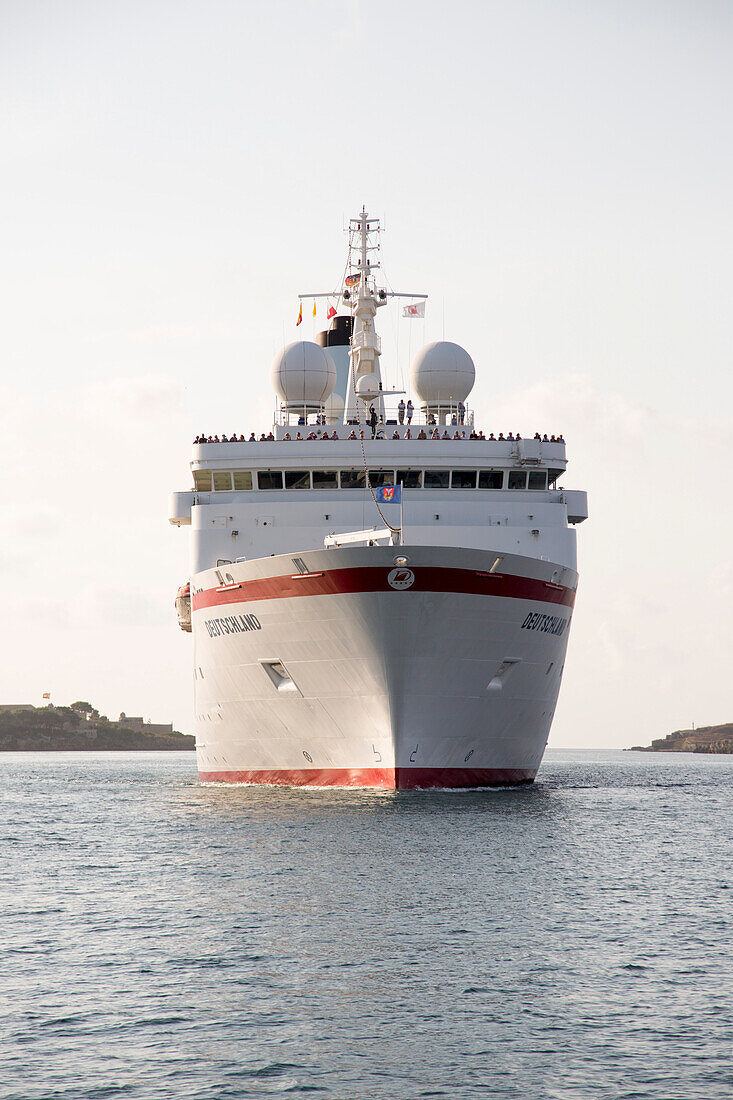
[
  {"left": 410, "top": 341, "right": 476, "bottom": 404},
  {"left": 355, "top": 373, "right": 380, "bottom": 399},
  {"left": 324, "top": 391, "right": 345, "bottom": 423},
  {"left": 271, "top": 341, "right": 337, "bottom": 407}
]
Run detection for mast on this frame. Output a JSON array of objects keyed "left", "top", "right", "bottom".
[
  {"left": 348, "top": 209, "right": 385, "bottom": 418},
  {"left": 298, "top": 209, "right": 427, "bottom": 423}
]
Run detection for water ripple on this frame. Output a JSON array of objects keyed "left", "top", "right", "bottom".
[{"left": 0, "top": 750, "right": 731, "bottom": 1099}]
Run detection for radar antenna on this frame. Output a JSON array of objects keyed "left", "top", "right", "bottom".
[
  {"left": 298, "top": 208, "right": 427, "bottom": 418},
  {"left": 297, "top": 210, "right": 428, "bottom": 541}
]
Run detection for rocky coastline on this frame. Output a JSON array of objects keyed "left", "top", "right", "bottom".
[
  {"left": 0, "top": 702, "right": 194, "bottom": 751},
  {"left": 629, "top": 723, "right": 733, "bottom": 754}
]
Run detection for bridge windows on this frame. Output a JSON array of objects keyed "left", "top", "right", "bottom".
[
  {"left": 340, "top": 470, "right": 367, "bottom": 490},
  {"left": 232, "top": 471, "right": 253, "bottom": 490},
  {"left": 451, "top": 470, "right": 478, "bottom": 489},
  {"left": 257, "top": 471, "right": 284, "bottom": 490},
  {"left": 478, "top": 469, "right": 503, "bottom": 489},
  {"left": 504, "top": 469, "right": 549, "bottom": 490},
  {"left": 424, "top": 469, "right": 450, "bottom": 488},
  {"left": 285, "top": 470, "right": 311, "bottom": 489},
  {"left": 195, "top": 470, "right": 251, "bottom": 491},
  {"left": 212, "top": 471, "right": 232, "bottom": 491},
  {"left": 194, "top": 466, "right": 553, "bottom": 493},
  {"left": 312, "top": 470, "right": 338, "bottom": 489},
  {"left": 396, "top": 470, "right": 422, "bottom": 488}
]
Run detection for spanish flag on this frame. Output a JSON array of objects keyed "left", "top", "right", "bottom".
[
  {"left": 312, "top": 300, "right": 317, "bottom": 317},
  {"left": 42, "top": 692, "right": 51, "bottom": 699},
  {"left": 296, "top": 302, "right": 303, "bottom": 326}
]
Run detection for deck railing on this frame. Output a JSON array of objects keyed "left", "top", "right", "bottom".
[{"left": 275, "top": 401, "right": 474, "bottom": 429}]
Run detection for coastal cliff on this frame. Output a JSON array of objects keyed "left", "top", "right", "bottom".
[
  {"left": 0, "top": 702, "right": 194, "bottom": 751},
  {"left": 629, "top": 723, "right": 733, "bottom": 754}
]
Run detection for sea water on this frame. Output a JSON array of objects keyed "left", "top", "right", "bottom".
[{"left": 1, "top": 750, "right": 731, "bottom": 1100}]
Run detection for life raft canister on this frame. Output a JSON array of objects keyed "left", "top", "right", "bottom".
[{"left": 175, "top": 582, "right": 192, "bottom": 633}]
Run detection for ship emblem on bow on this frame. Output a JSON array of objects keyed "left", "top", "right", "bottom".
[{"left": 387, "top": 567, "right": 415, "bottom": 590}]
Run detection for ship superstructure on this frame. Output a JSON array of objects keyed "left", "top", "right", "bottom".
[{"left": 169, "top": 212, "right": 588, "bottom": 788}]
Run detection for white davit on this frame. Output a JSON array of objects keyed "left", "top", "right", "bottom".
[{"left": 169, "top": 210, "right": 588, "bottom": 789}]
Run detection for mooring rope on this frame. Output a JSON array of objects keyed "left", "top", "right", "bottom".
[{"left": 354, "top": 393, "right": 401, "bottom": 537}]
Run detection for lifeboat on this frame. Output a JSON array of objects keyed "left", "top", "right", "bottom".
[{"left": 175, "top": 582, "right": 192, "bottom": 632}]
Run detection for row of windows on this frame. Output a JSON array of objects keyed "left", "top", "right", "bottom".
[{"left": 193, "top": 468, "right": 552, "bottom": 492}]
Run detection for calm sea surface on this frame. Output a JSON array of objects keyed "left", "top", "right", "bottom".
[{"left": 1, "top": 750, "right": 731, "bottom": 1100}]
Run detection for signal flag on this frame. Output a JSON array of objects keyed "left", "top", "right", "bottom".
[
  {"left": 375, "top": 485, "right": 401, "bottom": 504},
  {"left": 296, "top": 302, "right": 303, "bottom": 326},
  {"left": 327, "top": 306, "right": 337, "bottom": 319},
  {"left": 312, "top": 301, "right": 317, "bottom": 317}
]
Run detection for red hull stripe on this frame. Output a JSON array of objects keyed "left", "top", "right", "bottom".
[
  {"left": 198, "top": 766, "right": 535, "bottom": 789},
  {"left": 192, "top": 565, "right": 575, "bottom": 612}
]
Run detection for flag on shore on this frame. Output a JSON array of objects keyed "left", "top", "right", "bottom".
[
  {"left": 42, "top": 692, "right": 51, "bottom": 699},
  {"left": 296, "top": 302, "right": 303, "bottom": 326},
  {"left": 403, "top": 302, "right": 425, "bottom": 318}
]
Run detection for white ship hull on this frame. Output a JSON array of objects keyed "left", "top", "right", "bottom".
[{"left": 191, "top": 545, "right": 577, "bottom": 789}]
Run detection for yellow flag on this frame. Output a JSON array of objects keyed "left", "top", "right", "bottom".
[
  {"left": 296, "top": 302, "right": 303, "bottom": 326},
  {"left": 312, "top": 300, "right": 317, "bottom": 317}
]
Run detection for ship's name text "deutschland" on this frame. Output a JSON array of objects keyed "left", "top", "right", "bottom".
[
  {"left": 205, "top": 614, "right": 262, "bottom": 637},
  {"left": 520, "top": 612, "right": 568, "bottom": 636}
]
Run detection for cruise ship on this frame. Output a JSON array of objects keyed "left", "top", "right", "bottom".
[{"left": 169, "top": 211, "right": 588, "bottom": 788}]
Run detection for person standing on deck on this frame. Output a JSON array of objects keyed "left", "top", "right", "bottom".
[{"left": 398, "top": 399, "right": 405, "bottom": 424}]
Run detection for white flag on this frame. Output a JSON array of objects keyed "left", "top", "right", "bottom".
[{"left": 403, "top": 301, "right": 425, "bottom": 318}]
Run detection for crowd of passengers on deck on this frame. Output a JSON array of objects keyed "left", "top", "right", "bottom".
[{"left": 193, "top": 430, "right": 565, "bottom": 444}]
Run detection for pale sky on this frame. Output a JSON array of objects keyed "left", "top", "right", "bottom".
[{"left": 2, "top": 0, "right": 731, "bottom": 748}]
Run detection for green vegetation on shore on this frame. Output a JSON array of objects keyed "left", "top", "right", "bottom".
[
  {"left": 629, "top": 723, "right": 733, "bottom": 754},
  {"left": 0, "top": 701, "right": 194, "bottom": 751}
]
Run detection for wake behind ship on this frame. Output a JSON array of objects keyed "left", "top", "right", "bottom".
[{"left": 169, "top": 211, "right": 588, "bottom": 788}]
